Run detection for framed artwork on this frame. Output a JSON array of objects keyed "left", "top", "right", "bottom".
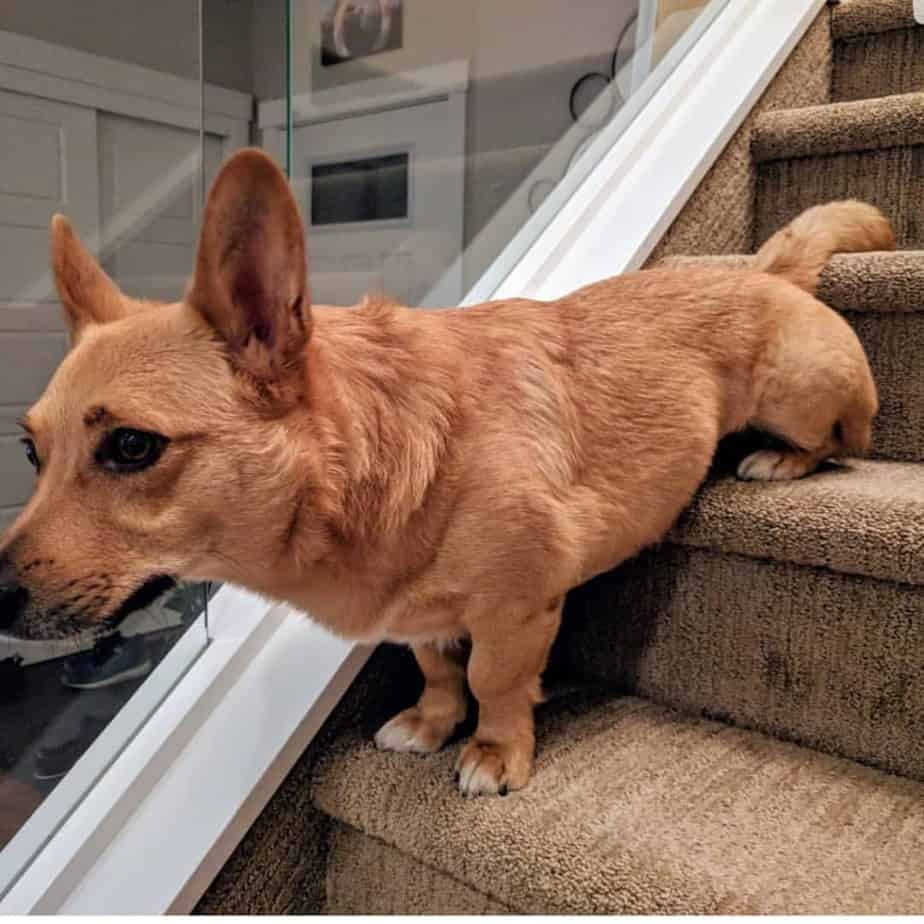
[{"left": 320, "top": 0, "right": 404, "bottom": 67}]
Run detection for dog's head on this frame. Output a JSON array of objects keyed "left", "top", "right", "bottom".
[{"left": 0, "top": 149, "right": 321, "bottom": 639}]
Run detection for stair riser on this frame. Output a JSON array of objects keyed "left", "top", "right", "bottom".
[
  {"left": 553, "top": 545, "right": 924, "bottom": 782},
  {"left": 325, "top": 822, "right": 507, "bottom": 914},
  {"left": 833, "top": 29, "right": 924, "bottom": 102},
  {"left": 756, "top": 143, "right": 924, "bottom": 459},
  {"left": 756, "top": 146, "right": 924, "bottom": 251},
  {"left": 847, "top": 310, "right": 924, "bottom": 461}
]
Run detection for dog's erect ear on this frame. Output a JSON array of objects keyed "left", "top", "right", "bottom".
[
  {"left": 187, "top": 148, "right": 310, "bottom": 391},
  {"left": 51, "top": 215, "right": 128, "bottom": 340}
]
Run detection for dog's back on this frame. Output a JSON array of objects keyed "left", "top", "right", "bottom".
[{"left": 408, "top": 200, "right": 891, "bottom": 588}]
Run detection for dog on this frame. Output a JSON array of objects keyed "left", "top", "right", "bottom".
[{"left": 0, "top": 148, "right": 892, "bottom": 797}]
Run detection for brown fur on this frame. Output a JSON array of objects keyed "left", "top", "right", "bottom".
[{"left": 0, "top": 149, "right": 891, "bottom": 796}]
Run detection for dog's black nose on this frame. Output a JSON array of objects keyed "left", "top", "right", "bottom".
[{"left": 0, "top": 557, "right": 29, "bottom": 631}]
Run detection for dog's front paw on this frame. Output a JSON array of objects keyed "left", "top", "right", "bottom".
[
  {"left": 374, "top": 706, "right": 456, "bottom": 754},
  {"left": 737, "top": 449, "right": 816, "bottom": 482},
  {"left": 454, "top": 738, "right": 532, "bottom": 798}
]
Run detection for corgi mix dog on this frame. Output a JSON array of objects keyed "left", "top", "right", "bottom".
[{"left": 0, "top": 149, "right": 892, "bottom": 796}]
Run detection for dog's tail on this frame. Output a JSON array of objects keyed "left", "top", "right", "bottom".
[{"left": 754, "top": 200, "right": 895, "bottom": 295}]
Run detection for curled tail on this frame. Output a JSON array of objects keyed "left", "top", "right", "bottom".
[{"left": 754, "top": 200, "right": 895, "bottom": 295}]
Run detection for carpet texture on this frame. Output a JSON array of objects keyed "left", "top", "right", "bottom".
[
  {"left": 664, "top": 250, "right": 924, "bottom": 312},
  {"left": 671, "top": 460, "right": 924, "bottom": 581},
  {"left": 834, "top": 24, "right": 924, "bottom": 101},
  {"left": 831, "top": 0, "right": 919, "bottom": 39},
  {"left": 197, "top": 1, "right": 924, "bottom": 914},
  {"left": 752, "top": 93, "right": 924, "bottom": 160},
  {"left": 310, "top": 679, "right": 924, "bottom": 915},
  {"left": 753, "top": 96, "right": 924, "bottom": 248},
  {"left": 830, "top": 0, "right": 923, "bottom": 104},
  {"left": 552, "top": 545, "right": 924, "bottom": 782},
  {"left": 325, "top": 823, "right": 511, "bottom": 915}
]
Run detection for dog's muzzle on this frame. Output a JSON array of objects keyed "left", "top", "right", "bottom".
[{"left": 0, "top": 556, "right": 29, "bottom": 633}]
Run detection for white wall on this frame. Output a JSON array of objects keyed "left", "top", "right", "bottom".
[{"left": 0, "top": 0, "right": 258, "bottom": 92}]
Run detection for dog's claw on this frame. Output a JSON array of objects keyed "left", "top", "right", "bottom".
[{"left": 455, "top": 738, "right": 531, "bottom": 797}]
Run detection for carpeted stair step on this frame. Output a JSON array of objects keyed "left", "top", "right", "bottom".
[
  {"left": 548, "top": 457, "right": 924, "bottom": 784},
  {"left": 310, "top": 673, "right": 924, "bottom": 914},
  {"left": 672, "top": 459, "right": 924, "bottom": 585},
  {"left": 832, "top": 0, "right": 924, "bottom": 102},
  {"left": 751, "top": 92, "right": 924, "bottom": 249},
  {"left": 660, "top": 251, "right": 924, "bottom": 462}
]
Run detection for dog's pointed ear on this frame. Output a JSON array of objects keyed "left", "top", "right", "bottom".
[
  {"left": 187, "top": 148, "right": 310, "bottom": 393},
  {"left": 51, "top": 215, "right": 128, "bottom": 340}
]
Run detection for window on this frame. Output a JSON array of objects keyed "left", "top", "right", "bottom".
[
  {"left": 0, "top": 2, "right": 250, "bottom": 894},
  {"left": 311, "top": 152, "right": 410, "bottom": 225}
]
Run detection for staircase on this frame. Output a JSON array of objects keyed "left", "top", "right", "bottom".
[{"left": 197, "top": 1, "right": 924, "bottom": 913}]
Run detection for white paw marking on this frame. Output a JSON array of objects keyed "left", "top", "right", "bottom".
[
  {"left": 737, "top": 450, "right": 792, "bottom": 481},
  {"left": 374, "top": 714, "right": 434, "bottom": 753}
]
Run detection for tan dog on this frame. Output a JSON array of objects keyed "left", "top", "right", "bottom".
[{"left": 0, "top": 149, "right": 891, "bottom": 797}]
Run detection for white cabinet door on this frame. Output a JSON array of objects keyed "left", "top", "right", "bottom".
[
  {"left": 99, "top": 114, "right": 226, "bottom": 303},
  {"left": 292, "top": 98, "right": 465, "bottom": 308},
  {"left": 0, "top": 89, "right": 99, "bottom": 531}
]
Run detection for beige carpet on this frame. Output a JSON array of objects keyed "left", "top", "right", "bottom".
[
  {"left": 309, "top": 677, "right": 924, "bottom": 914},
  {"left": 197, "top": 1, "right": 924, "bottom": 913}
]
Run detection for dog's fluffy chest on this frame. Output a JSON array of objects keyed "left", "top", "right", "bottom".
[{"left": 283, "top": 554, "right": 466, "bottom": 647}]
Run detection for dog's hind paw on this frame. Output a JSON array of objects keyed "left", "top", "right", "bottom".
[
  {"left": 737, "top": 449, "right": 820, "bottom": 482},
  {"left": 374, "top": 706, "right": 456, "bottom": 754}
]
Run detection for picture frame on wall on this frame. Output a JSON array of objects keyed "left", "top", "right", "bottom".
[{"left": 320, "top": 0, "right": 404, "bottom": 67}]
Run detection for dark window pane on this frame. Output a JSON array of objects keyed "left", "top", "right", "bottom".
[{"left": 311, "top": 153, "right": 409, "bottom": 225}]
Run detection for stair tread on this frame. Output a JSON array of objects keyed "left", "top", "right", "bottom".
[
  {"left": 832, "top": 0, "right": 920, "bottom": 40},
  {"left": 752, "top": 91, "right": 924, "bottom": 162},
  {"left": 661, "top": 250, "right": 924, "bottom": 313},
  {"left": 311, "top": 690, "right": 924, "bottom": 913},
  {"left": 672, "top": 459, "right": 924, "bottom": 586}
]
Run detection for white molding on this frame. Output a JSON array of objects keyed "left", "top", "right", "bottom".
[
  {"left": 915, "top": 0, "right": 923, "bottom": 23},
  {"left": 486, "top": 0, "right": 826, "bottom": 302},
  {"left": 258, "top": 59, "right": 469, "bottom": 129},
  {"left": 0, "top": 586, "right": 371, "bottom": 913},
  {"left": 0, "top": 29, "right": 251, "bottom": 135}
]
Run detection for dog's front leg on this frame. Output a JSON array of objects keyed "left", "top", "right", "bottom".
[
  {"left": 375, "top": 642, "right": 469, "bottom": 753},
  {"left": 455, "top": 597, "right": 564, "bottom": 797}
]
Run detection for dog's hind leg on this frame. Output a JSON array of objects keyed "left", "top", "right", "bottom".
[
  {"left": 738, "top": 294, "right": 877, "bottom": 482},
  {"left": 739, "top": 380, "right": 876, "bottom": 481},
  {"left": 737, "top": 436, "right": 840, "bottom": 482},
  {"left": 738, "top": 380, "right": 873, "bottom": 482}
]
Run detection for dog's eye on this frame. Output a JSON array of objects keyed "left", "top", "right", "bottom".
[
  {"left": 21, "top": 438, "right": 39, "bottom": 472},
  {"left": 97, "top": 428, "right": 167, "bottom": 473}
]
